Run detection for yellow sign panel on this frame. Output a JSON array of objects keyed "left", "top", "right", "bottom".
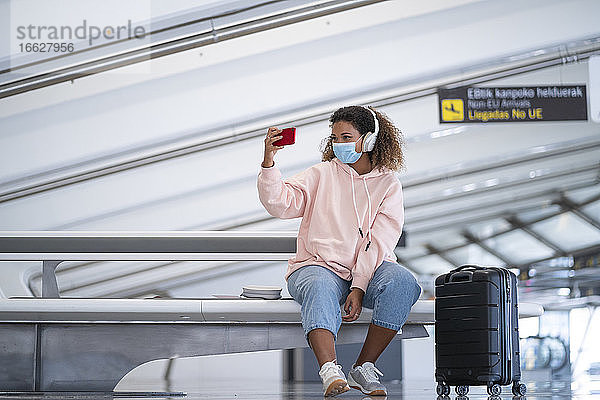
[{"left": 441, "top": 99, "right": 464, "bottom": 121}]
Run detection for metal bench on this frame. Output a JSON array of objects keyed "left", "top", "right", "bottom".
[{"left": 0, "top": 231, "right": 544, "bottom": 391}]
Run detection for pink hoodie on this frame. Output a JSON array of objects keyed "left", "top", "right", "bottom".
[{"left": 257, "top": 157, "right": 404, "bottom": 292}]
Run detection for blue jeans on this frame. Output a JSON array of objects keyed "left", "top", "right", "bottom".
[{"left": 287, "top": 261, "right": 422, "bottom": 346}]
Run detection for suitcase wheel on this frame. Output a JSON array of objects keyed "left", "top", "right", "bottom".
[
  {"left": 487, "top": 383, "right": 501, "bottom": 396},
  {"left": 455, "top": 385, "right": 469, "bottom": 396},
  {"left": 512, "top": 382, "right": 527, "bottom": 396},
  {"left": 436, "top": 382, "right": 450, "bottom": 396}
]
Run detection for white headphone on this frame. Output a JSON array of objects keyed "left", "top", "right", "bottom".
[{"left": 362, "top": 106, "right": 379, "bottom": 152}]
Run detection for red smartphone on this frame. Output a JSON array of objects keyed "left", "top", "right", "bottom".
[{"left": 273, "top": 127, "right": 296, "bottom": 146}]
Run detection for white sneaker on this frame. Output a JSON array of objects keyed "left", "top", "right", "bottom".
[
  {"left": 347, "top": 361, "right": 387, "bottom": 396},
  {"left": 319, "top": 360, "right": 350, "bottom": 397}
]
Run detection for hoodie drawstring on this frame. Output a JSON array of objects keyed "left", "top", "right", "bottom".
[
  {"left": 350, "top": 176, "right": 363, "bottom": 238},
  {"left": 351, "top": 174, "right": 372, "bottom": 251},
  {"left": 362, "top": 177, "right": 372, "bottom": 251}
]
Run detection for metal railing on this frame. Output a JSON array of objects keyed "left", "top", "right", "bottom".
[
  {"left": 0, "top": 231, "right": 296, "bottom": 298},
  {"left": 0, "top": 0, "right": 385, "bottom": 99}
]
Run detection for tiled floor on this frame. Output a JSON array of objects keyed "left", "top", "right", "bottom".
[
  {"left": 109, "top": 378, "right": 594, "bottom": 400},
  {"left": 0, "top": 377, "right": 595, "bottom": 400}
]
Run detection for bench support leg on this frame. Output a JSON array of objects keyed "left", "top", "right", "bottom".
[
  {"left": 0, "top": 323, "right": 429, "bottom": 391},
  {"left": 42, "top": 261, "right": 62, "bottom": 299}
]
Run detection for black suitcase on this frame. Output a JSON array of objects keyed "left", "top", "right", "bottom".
[{"left": 434, "top": 265, "right": 527, "bottom": 397}]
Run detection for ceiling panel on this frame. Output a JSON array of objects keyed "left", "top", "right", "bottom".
[
  {"left": 565, "top": 185, "right": 600, "bottom": 204},
  {"left": 581, "top": 201, "right": 600, "bottom": 221},
  {"left": 395, "top": 245, "right": 429, "bottom": 260},
  {"left": 445, "top": 244, "right": 506, "bottom": 267},
  {"left": 529, "top": 212, "right": 600, "bottom": 252},
  {"left": 406, "top": 254, "right": 452, "bottom": 275},
  {"left": 465, "top": 218, "right": 512, "bottom": 240},
  {"left": 482, "top": 230, "right": 556, "bottom": 265},
  {"left": 518, "top": 204, "right": 563, "bottom": 223}
]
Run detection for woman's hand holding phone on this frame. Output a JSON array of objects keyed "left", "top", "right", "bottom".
[{"left": 262, "top": 127, "right": 284, "bottom": 168}]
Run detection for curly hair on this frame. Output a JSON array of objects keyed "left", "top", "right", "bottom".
[{"left": 320, "top": 105, "right": 405, "bottom": 172}]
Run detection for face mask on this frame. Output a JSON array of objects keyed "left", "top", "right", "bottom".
[{"left": 333, "top": 137, "right": 362, "bottom": 164}]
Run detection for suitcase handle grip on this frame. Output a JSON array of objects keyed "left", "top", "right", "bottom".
[
  {"left": 449, "top": 271, "right": 473, "bottom": 282},
  {"left": 446, "top": 265, "right": 485, "bottom": 283},
  {"left": 450, "top": 264, "right": 485, "bottom": 273}
]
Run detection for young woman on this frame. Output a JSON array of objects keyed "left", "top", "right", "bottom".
[{"left": 257, "top": 105, "right": 421, "bottom": 397}]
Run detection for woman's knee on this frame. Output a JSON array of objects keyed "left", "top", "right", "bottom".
[
  {"left": 301, "top": 279, "right": 342, "bottom": 309},
  {"left": 378, "top": 263, "right": 421, "bottom": 303},
  {"left": 288, "top": 268, "right": 344, "bottom": 317},
  {"left": 295, "top": 267, "right": 343, "bottom": 298}
]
